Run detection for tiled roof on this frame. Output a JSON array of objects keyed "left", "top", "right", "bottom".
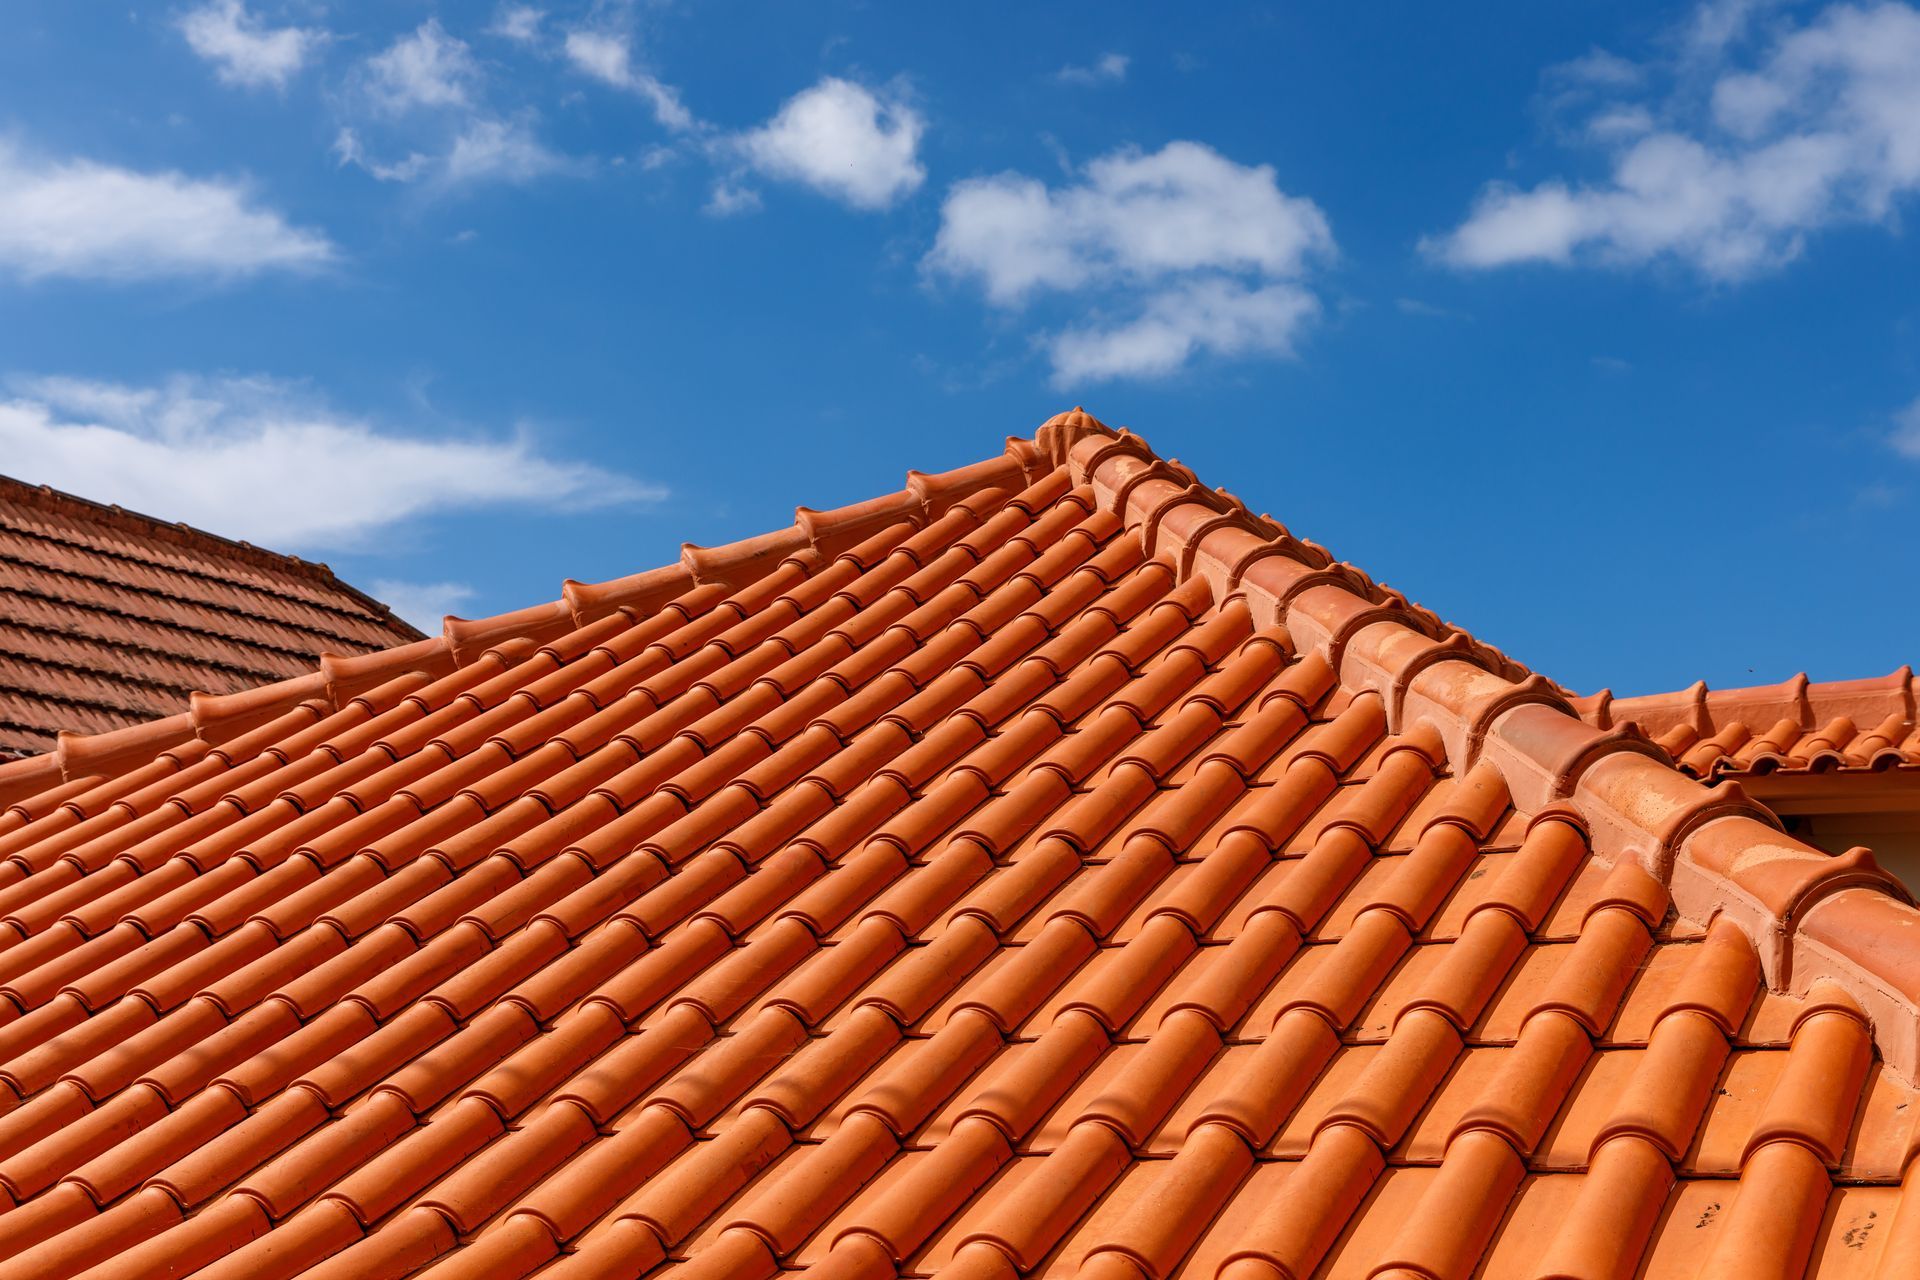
[
  {"left": 1576, "top": 671, "right": 1920, "bottom": 781},
  {"left": 0, "top": 475, "right": 423, "bottom": 761},
  {"left": 0, "top": 411, "right": 1918, "bottom": 1279}
]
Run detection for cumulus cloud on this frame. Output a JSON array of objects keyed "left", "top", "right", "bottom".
[
  {"left": 369, "top": 579, "right": 478, "bottom": 629},
  {"left": 0, "top": 141, "right": 332, "bottom": 282},
  {"left": 927, "top": 140, "right": 1332, "bottom": 385},
  {"left": 177, "top": 0, "right": 324, "bottom": 90},
  {"left": 731, "top": 78, "right": 925, "bottom": 210},
  {"left": 1055, "top": 53, "right": 1129, "bottom": 86},
  {"left": 563, "top": 30, "right": 695, "bottom": 131},
  {"left": 365, "top": 19, "right": 478, "bottom": 114},
  {"left": 0, "top": 374, "right": 660, "bottom": 549},
  {"left": 932, "top": 142, "right": 1331, "bottom": 302},
  {"left": 1427, "top": 1, "right": 1920, "bottom": 280},
  {"left": 1048, "top": 280, "right": 1318, "bottom": 384}
]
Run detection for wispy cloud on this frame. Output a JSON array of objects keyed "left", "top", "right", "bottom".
[
  {"left": 369, "top": 579, "right": 478, "bottom": 629},
  {"left": 704, "top": 181, "right": 762, "bottom": 217},
  {"left": 444, "top": 117, "right": 579, "bottom": 184},
  {"left": 1055, "top": 53, "right": 1129, "bottom": 86},
  {"left": 1396, "top": 296, "right": 1468, "bottom": 320},
  {"left": 725, "top": 77, "right": 925, "bottom": 211},
  {"left": 488, "top": 5, "right": 545, "bottom": 44},
  {"left": 563, "top": 30, "right": 696, "bottom": 132},
  {"left": 335, "top": 116, "right": 579, "bottom": 188},
  {"left": 0, "top": 140, "right": 333, "bottom": 282},
  {"left": 928, "top": 140, "right": 1333, "bottom": 385},
  {"left": 0, "top": 373, "right": 660, "bottom": 549},
  {"left": 177, "top": 0, "right": 325, "bottom": 91},
  {"left": 336, "top": 21, "right": 577, "bottom": 190},
  {"left": 1892, "top": 395, "right": 1920, "bottom": 459},
  {"left": 1427, "top": 1, "right": 1920, "bottom": 280}
]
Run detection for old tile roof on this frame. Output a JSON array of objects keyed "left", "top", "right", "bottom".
[
  {"left": 1575, "top": 671, "right": 1920, "bottom": 781},
  {"left": 0, "top": 410, "right": 1918, "bottom": 1280},
  {"left": 0, "top": 474, "right": 423, "bottom": 761}
]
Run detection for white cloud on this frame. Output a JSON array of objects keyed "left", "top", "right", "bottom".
[
  {"left": 177, "top": 0, "right": 324, "bottom": 90},
  {"left": 489, "top": 5, "right": 544, "bottom": 43},
  {"left": 563, "top": 31, "right": 695, "bottom": 131},
  {"left": 1892, "top": 396, "right": 1920, "bottom": 458},
  {"left": 1396, "top": 296, "right": 1467, "bottom": 319},
  {"left": 0, "top": 374, "right": 660, "bottom": 549},
  {"left": 733, "top": 78, "right": 925, "bottom": 210},
  {"left": 1047, "top": 280, "right": 1318, "bottom": 386},
  {"left": 1055, "top": 53, "right": 1129, "bottom": 86},
  {"left": 444, "top": 117, "right": 577, "bottom": 185},
  {"left": 1689, "top": 0, "right": 1775, "bottom": 54},
  {"left": 366, "top": 19, "right": 478, "bottom": 114},
  {"left": 1586, "top": 105, "right": 1656, "bottom": 141},
  {"left": 369, "top": 579, "right": 477, "bottom": 629},
  {"left": 1428, "top": 1, "right": 1920, "bottom": 280},
  {"left": 336, "top": 116, "right": 577, "bottom": 188},
  {"left": 928, "top": 140, "right": 1333, "bottom": 383},
  {"left": 336, "top": 19, "right": 576, "bottom": 191},
  {"left": 332, "top": 128, "right": 427, "bottom": 182},
  {"left": 704, "top": 182, "right": 762, "bottom": 217},
  {"left": 0, "top": 141, "right": 332, "bottom": 282},
  {"left": 931, "top": 142, "right": 1332, "bottom": 304},
  {"left": 1550, "top": 48, "right": 1646, "bottom": 89}
]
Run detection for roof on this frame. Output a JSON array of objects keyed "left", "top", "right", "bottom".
[
  {"left": 0, "top": 411, "right": 1918, "bottom": 1279},
  {"left": 0, "top": 474, "right": 424, "bottom": 760},
  {"left": 1576, "top": 670, "right": 1920, "bottom": 781}
]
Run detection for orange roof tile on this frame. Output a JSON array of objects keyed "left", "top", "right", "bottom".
[
  {"left": 1577, "top": 671, "right": 1920, "bottom": 781},
  {"left": 0, "top": 411, "right": 1917, "bottom": 1279},
  {"left": 0, "top": 476, "right": 424, "bottom": 761}
]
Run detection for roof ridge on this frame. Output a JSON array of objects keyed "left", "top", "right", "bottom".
[
  {"left": 1573, "top": 668, "right": 1920, "bottom": 781},
  {"left": 1046, "top": 409, "right": 1920, "bottom": 1082},
  {"left": 1580, "top": 667, "right": 1919, "bottom": 734},
  {"left": 0, "top": 436, "right": 1050, "bottom": 804}
]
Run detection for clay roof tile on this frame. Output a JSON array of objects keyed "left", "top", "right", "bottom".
[{"left": 0, "top": 414, "right": 1918, "bottom": 1277}]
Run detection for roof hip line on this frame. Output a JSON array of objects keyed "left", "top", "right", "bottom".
[{"left": 1043, "top": 406, "right": 1920, "bottom": 1083}]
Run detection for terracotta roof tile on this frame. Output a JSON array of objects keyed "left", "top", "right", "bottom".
[
  {"left": 1578, "top": 669, "right": 1920, "bottom": 779},
  {"left": 0, "top": 412, "right": 1916, "bottom": 1277},
  {"left": 0, "top": 476, "right": 424, "bottom": 760}
]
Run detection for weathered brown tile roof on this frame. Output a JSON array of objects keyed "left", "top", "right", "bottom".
[
  {"left": 0, "top": 412, "right": 1917, "bottom": 1279},
  {"left": 0, "top": 475, "right": 423, "bottom": 760}
]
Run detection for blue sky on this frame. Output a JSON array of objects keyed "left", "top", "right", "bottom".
[{"left": 2, "top": 1, "right": 1918, "bottom": 699}]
